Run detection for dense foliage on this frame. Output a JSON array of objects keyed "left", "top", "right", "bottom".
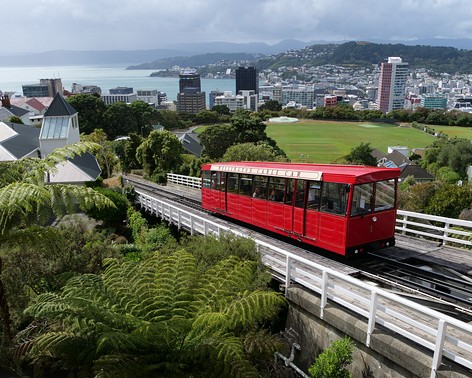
[{"left": 308, "top": 337, "right": 354, "bottom": 378}]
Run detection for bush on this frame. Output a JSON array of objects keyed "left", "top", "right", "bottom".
[
  {"left": 308, "top": 337, "right": 354, "bottom": 378},
  {"left": 83, "top": 187, "right": 130, "bottom": 228}
]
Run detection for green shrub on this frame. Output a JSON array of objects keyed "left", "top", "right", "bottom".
[
  {"left": 83, "top": 187, "right": 130, "bottom": 227},
  {"left": 308, "top": 337, "right": 354, "bottom": 378}
]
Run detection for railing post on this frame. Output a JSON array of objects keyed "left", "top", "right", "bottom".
[
  {"left": 402, "top": 214, "right": 408, "bottom": 235},
  {"left": 430, "top": 319, "right": 447, "bottom": 378},
  {"left": 443, "top": 221, "right": 450, "bottom": 246},
  {"left": 320, "top": 271, "right": 328, "bottom": 319},
  {"left": 285, "top": 255, "right": 292, "bottom": 296},
  {"left": 366, "top": 291, "right": 378, "bottom": 347}
]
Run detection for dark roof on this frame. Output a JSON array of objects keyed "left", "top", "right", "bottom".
[
  {"left": 44, "top": 93, "right": 77, "bottom": 117},
  {"left": 2, "top": 104, "right": 29, "bottom": 118},
  {"left": 371, "top": 148, "right": 387, "bottom": 161},
  {"left": 69, "top": 152, "right": 101, "bottom": 180},
  {"left": 386, "top": 150, "right": 411, "bottom": 168},
  {"left": 176, "top": 132, "right": 202, "bottom": 157},
  {"left": 0, "top": 122, "right": 40, "bottom": 159},
  {"left": 400, "top": 164, "right": 434, "bottom": 180}
]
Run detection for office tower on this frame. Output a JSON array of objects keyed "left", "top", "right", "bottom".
[
  {"left": 236, "top": 66, "right": 258, "bottom": 94},
  {"left": 377, "top": 57, "right": 408, "bottom": 113},
  {"left": 177, "top": 71, "right": 206, "bottom": 114}
]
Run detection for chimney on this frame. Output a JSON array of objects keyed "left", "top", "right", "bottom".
[{"left": 1, "top": 94, "right": 11, "bottom": 108}]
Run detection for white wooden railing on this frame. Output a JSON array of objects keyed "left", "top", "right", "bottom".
[
  {"left": 136, "top": 190, "right": 472, "bottom": 377},
  {"left": 167, "top": 173, "right": 202, "bottom": 189}
]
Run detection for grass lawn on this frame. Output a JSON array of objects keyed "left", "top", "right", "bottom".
[
  {"left": 430, "top": 125, "right": 472, "bottom": 139},
  {"left": 265, "top": 120, "right": 436, "bottom": 163}
]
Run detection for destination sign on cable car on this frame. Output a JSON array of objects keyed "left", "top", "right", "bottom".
[{"left": 210, "top": 164, "right": 322, "bottom": 180}]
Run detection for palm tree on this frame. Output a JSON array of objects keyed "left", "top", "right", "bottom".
[
  {"left": 0, "top": 142, "right": 114, "bottom": 342},
  {"left": 22, "top": 250, "right": 286, "bottom": 377}
]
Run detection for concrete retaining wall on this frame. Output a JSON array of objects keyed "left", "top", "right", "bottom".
[{"left": 285, "top": 285, "right": 470, "bottom": 377}]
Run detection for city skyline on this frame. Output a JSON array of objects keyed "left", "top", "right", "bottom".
[{"left": 2, "top": 1, "right": 472, "bottom": 54}]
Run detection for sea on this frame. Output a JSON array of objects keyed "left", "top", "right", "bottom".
[{"left": 0, "top": 64, "right": 236, "bottom": 102}]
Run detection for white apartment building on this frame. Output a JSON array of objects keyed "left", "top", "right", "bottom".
[
  {"left": 281, "top": 85, "right": 315, "bottom": 109},
  {"left": 214, "top": 91, "right": 245, "bottom": 112},
  {"left": 101, "top": 93, "right": 137, "bottom": 106},
  {"left": 136, "top": 89, "right": 159, "bottom": 106}
]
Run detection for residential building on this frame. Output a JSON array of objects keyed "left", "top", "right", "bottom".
[
  {"left": 238, "top": 90, "right": 258, "bottom": 111},
  {"left": 23, "top": 78, "right": 63, "bottom": 97},
  {"left": 377, "top": 57, "right": 409, "bottom": 113},
  {"left": 0, "top": 95, "right": 32, "bottom": 124},
  {"left": 209, "top": 90, "right": 224, "bottom": 109},
  {"left": 214, "top": 91, "right": 245, "bottom": 112},
  {"left": 324, "top": 95, "right": 338, "bottom": 107},
  {"left": 420, "top": 94, "right": 448, "bottom": 110},
  {"left": 236, "top": 66, "right": 258, "bottom": 94},
  {"left": 71, "top": 83, "right": 102, "bottom": 95},
  {"left": 110, "top": 86, "right": 133, "bottom": 95},
  {"left": 101, "top": 93, "right": 137, "bottom": 105},
  {"left": 137, "top": 89, "right": 159, "bottom": 106},
  {"left": 281, "top": 85, "right": 314, "bottom": 108}
]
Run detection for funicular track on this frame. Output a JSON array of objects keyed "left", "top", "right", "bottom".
[{"left": 125, "top": 176, "right": 472, "bottom": 321}]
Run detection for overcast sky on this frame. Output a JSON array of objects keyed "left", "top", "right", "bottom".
[{"left": 4, "top": 0, "right": 472, "bottom": 53}]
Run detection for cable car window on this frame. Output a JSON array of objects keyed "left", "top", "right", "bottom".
[
  {"left": 268, "top": 177, "right": 285, "bottom": 202},
  {"left": 294, "top": 179, "right": 306, "bottom": 208},
  {"left": 374, "top": 179, "right": 396, "bottom": 211},
  {"left": 239, "top": 174, "right": 253, "bottom": 197},
  {"left": 350, "top": 183, "right": 374, "bottom": 216},
  {"left": 227, "top": 173, "right": 239, "bottom": 194},
  {"left": 285, "top": 179, "right": 294, "bottom": 205},
  {"left": 307, "top": 181, "right": 322, "bottom": 210},
  {"left": 321, "top": 182, "right": 349, "bottom": 216},
  {"left": 202, "top": 171, "right": 211, "bottom": 189},
  {"left": 211, "top": 172, "right": 219, "bottom": 190},
  {"left": 252, "top": 175, "right": 268, "bottom": 199},
  {"left": 220, "top": 172, "right": 226, "bottom": 192}
]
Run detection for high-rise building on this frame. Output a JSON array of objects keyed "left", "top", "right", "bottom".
[
  {"left": 377, "top": 57, "right": 408, "bottom": 113},
  {"left": 177, "top": 71, "right": 206, "bottom": 114},
  {"left": 23, "top": 78, "right": 63, "bottom": 98},
  {"left": 236, "top": 66, "right": 258, "bottom": 94}
]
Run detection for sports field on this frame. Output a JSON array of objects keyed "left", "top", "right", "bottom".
[
  {"left": 430, "top": 125, "right": 472, "bottom": 139},
  {"left": 265, "top": 120, "right": 436, "bottom": 163}
]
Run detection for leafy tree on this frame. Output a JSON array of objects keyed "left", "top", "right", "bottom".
[
  {"left": 81, "top": 128, "right": 119, "bottom": 178},
  {"left": 343, "top": 142, "right": 377, "bottom": 166},
  {"left": 222, "top": 142, "right": 288, "bottom": 162},
  {"left": 422, "top": 138, "right": 472, "bottom": 179},
  {"left": 231, "top": 113, "right": 267, "bottom": 144},
  {"left": 112, "top": 133, "right": 143, "bottom": 173},
  {"left": 67, "top": 93, "right": 105, "bottom": 135},
  {"left": 425, "top": 183, "right": 472, "bottom": 218},
  {"left": 259, "top": 100, "right": 282, "bottom": 112},
  {"left": 156, "top": 109, "right": 186, "bottom": 129},
  {"left": 83, "top": 187, "right": 130, "bottom": 228},
  {"left": 102, "top": 102, "right": 139, "bottom": 139},
  {"left": 200, "top": 123, "right": 239, "bottom": 160},
  {"left": 308, "top": 337, "right": 354, "bottom": 378},
  {"left": 23, "top": 250, "right": 286, "bottom": 377},
  {"left": 136, "top": 130, "right": 184, "bottom": 180},
  {"left": 129, "top": 101, "right": 160, "bottom": 136},
  {"left": 212, "top": 104, "right": 231, "bottom": 116},
  {"left": 194, "top": 109, "right": 221, "bottom": 124}
]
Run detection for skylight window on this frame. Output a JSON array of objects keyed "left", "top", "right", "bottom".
[{"left": 40, "top": 117, "right": 69, "bottom": 139}]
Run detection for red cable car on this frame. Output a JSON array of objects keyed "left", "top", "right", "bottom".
[{"left": 201, "top": 162, "right": 401, "bottom": 257}]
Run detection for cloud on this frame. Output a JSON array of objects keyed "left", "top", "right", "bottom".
[{"left": 2, "top": 0, "right": 472, "bottom": 53}]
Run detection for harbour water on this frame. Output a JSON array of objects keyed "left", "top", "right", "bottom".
[{"left": 0, "top": 65, "right": 236, "bottom": 102}]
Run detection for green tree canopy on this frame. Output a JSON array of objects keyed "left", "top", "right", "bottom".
[
  {"left": 259, "top": 99, "right": 282, "bottom": 112},
  {"left": 136, "top": 130, "right": 184, "bottom": 180},
  {"left": 343, "top": 142, "right": 377, "bottom": 166},
  {"left": 222, "top": 142, "right": 288, "bottom": 162},
  {"left": 112, "top": 133, "right": 143, "bottom": 173},
  {"left": 23, "top": 250, "right": 286, "bottom": 377},
  {"left": 67, "top": 93, "right": 105, "bottom": 135},
  {"left": 81, "top": 129, "right": 119, "bottom": 178},
  {"left": 200, "top": 123, "right": 239, "bottom": 160}
]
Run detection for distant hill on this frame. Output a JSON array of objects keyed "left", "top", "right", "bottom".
[
  {"left": 254, "top": 41, "right": 472, "bottom": 74},
  {"left": 127, "top": 53, "right": 263, "bottom": 70},
  {"left": 0, "top": 40, "right": 311, "bottom": 67}
]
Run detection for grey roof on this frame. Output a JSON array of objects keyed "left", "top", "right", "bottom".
[
  {"left": 176, "top": 132, "right": 202, "bottom": 157},
  {"left": 44, "top": 93, "right": 77, "bottom": 117},
  {"left": 0, "top": 122, "right": 40, "bottom": 159},
  {"left": 385, "top": 150, "right": 411, "bottom": 168},
  {"left": 69, "top": 152, "right": 101, "bottom": 180},
  {"left": 2, "top": 104, "right": 29, "bottom": 118},
  {"left": 400, "top": 165, "right": 434, "bottom": 180}
]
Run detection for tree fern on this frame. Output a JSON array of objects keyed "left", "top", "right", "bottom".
[{"left": 23, "top": 249, "right": 286, "bottom": 376}]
